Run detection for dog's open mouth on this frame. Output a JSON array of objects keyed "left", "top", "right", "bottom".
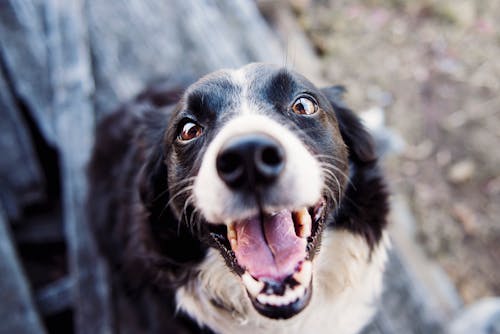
[{"left": 208, "top": 199, "right": 326, "bottom": 319}]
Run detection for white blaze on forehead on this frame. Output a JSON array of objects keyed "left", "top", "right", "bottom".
[
  {"left": 193, "top": 113, "right": 323, "bottom": 224},
  {"left": 229, "top": 66, "right": 255, "bottom": 116}
]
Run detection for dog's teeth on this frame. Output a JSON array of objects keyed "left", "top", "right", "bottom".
[
  {"left": 227, "top": 221, "right": 238, "bottom": 250},
  {"left": 255, "top": 283, "right": 307, "bottom": 307},
  {"left": 293, "top": 260, "right": 313, "bottom": 286},
  {"left": 230, "top": 238, "right": 238, "bottom": 250},
  {"left": 256, "top": 294, "right": 269, "bottom": 305},
  {"left": 242, "top": 272, "right": 264, "bottom": 297},
  {"left": 293, "top": 208, "right": 312, "bottom": 238}
]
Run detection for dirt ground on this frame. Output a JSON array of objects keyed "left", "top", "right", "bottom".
[{"left": 291, "top": 0, "right": 500, "bottom": 304}]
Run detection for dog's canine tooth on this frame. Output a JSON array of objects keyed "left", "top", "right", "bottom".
[
  {"left": 230, "top": 238, "right": 238, "bottom": 251},
  {"left": 293, "top": 260, "right": 313, "bottom": 286},
  {"left": 227, "top": 221, "right": 238, "bottom": 250},
  {"left": 293, "top": 208, "right": 312, "bottom": 238},
  {"left": 242, "top": 272, "right": 264, "bottom": 297}
]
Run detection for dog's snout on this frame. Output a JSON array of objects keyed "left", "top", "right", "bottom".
[{"left": 216, "top": 134, "right": 285, "bottom": 189}]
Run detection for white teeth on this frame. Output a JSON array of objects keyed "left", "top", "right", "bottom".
[
  {"left": 227, "top": 221, "right": 238, "bottom": 250},
  {"left": 293, "top": 260, "right": 313, "bottom": 286},
  {"left": 243, "top": 262, "right": 312, "bottom": 307},
  {"left": 255, "top": 283, "right": 306, "bottom": 307},
  {"left": 258, "top": 294, "right": 280, "bottom": 305},
  {"left": 242, "top": 272, "right": 264, "bottom": 297},
  {"left": 248, "top": 263, "right": 313, "bottom": 308},
  {"left": 293, "top": 208, "right": 312, "bottom": 238}
]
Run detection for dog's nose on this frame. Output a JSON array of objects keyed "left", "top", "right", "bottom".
[{"left": 216, "top": 134, "right": 285, "bottom": 189}]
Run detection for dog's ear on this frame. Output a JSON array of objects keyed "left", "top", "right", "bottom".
[
  {"left": 321, "top": 86, "right": 388, "bottom": 250},
  {"left": 321, "top": 86, "right": 376, "bottom": 164}
]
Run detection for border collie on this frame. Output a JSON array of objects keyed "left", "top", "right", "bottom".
[{"left": 88, "top": 63, "right": 389, "bottom": 334}]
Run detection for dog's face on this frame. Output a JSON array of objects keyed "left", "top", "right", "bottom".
[{"left": 164, "top": 63, "right": 350, "bottom": 319}]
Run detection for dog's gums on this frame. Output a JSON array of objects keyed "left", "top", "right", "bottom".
[{"left": 208, "top": 200, "right": 326, "bottom": 319}]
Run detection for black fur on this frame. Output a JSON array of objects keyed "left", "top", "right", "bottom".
[{"left": 321, "top": 86, "right": 388, "bottom": 249}]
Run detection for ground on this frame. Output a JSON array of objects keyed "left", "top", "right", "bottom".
[{"left": 292, "top": 0, "right": 500, "bottom": 304}]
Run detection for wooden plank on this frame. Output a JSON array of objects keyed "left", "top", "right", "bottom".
[
  {"left": 361, "top": 250, "right": 445, "bottom": 334},
  {"left": 0, "top": 205, "right": 46, "bottom": 334},
  {"left": 35, "top": 277, "right": 73, "bottom": 316},
  {"left": 86, "top": 0, "right": 283, "bottom": 115},
  {"left": 14, "top": 209, "right": 63, "bottom": 244},
  {"left": 0, "top": 0, "right": 55, "bottom": 145},
  {"left": 44, "top": 0, "right": 114, "bottom": 333},
  {"left": 0, "top": 68, "right": 44, "bottom": 221}
]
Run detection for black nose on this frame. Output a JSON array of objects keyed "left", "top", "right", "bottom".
[{"left": 216, "top": 134, "right": 285, "bottom": 189}]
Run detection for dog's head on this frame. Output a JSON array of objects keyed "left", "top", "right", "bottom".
[{"left": 150, "top": 63, "right": 376, "bottom": 320}]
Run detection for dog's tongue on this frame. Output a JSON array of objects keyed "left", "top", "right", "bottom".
[{"left": 233, "top": 210, "right": 307, "bottom": 280}]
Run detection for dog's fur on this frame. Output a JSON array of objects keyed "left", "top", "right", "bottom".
[{"left": 88, "top": 63, "right": 389, "bottom": 334}]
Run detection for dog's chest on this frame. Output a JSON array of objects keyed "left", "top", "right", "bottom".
[{"left": 176, "top": 230, "right": 389, "bottom": 334}]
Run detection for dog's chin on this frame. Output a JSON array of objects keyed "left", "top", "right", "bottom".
[{"left": 206, "top": 199, "right": 327, "bottom": 320}]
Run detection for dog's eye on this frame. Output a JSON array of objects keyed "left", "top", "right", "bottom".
[
  {"left": 179, "top": 122, "right": 203, "bottom": 142},
  {"left": 291, "top": 97, "right": 317, "bottom": 115}
]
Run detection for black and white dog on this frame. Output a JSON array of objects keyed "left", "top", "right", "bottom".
[{"left": 88, "top": 63, "right": 389, "bottom": 334}]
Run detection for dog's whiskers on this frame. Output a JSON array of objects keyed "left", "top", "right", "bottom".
[
  {"left": 150, "top": 177, "right": 196, "bottom": 203},
  {"left": 158, "top": 185, "right": 195, "bottom": 221},
  {"left": 179, "top": 194, "right": 204, "bottom": 239},
  {"left": 322, "top": 173, "right": 341, "bottom": 208},
  {"left": 166, "top": 185, "right": 195, "bottom": 208},
  {"left": 180, "top": 193, "right": 195, "bottom": 231},
  {"left": 314, "top": 154, "right": 348, "bottom": 165},
  {"left": 318, "top": 161, "right": 356, "bottom": 191}
]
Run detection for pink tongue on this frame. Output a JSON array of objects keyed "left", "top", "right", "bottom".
[{"left": 233, "top": 210, "right": 307, "bottom": 281}]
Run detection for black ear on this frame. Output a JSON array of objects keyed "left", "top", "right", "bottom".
[
  {"left": 321, "top": 86, "right": 376, "bottom": 164},
  {"left": 320, "top": 86, "right": 388, "bottom": 250}
]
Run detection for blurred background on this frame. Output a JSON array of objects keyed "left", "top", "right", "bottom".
[{"left": 0, "top": 0, "right": 498, "bottom": 333}]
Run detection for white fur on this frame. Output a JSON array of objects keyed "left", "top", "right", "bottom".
[
  {"left": 193, "top": 113, "right": 322, "bottom": 224},
  {"left": 176, "top": 231, "right": 390, "bottom": 334}
]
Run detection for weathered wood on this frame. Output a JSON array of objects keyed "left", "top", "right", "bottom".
[
  {"left": 0, "top": 205, "right": 46, "bottom": 334},
  {"left": 86, "top": 0, "right": 283, "bottom": 115},
  {"left": 0, "top": 69, "right": 44, "bottom": 222},
  {"left": 35, "top": 277, "right": 73, "bottom": 316},
  {"left": 447, "top": 298, "right": 500, "bottom": 334},
  {"left": 361, "top": 250, "right": 445, "bottom": 334},
  {"left": 0, "top": 0, "right": 55, "bottom": 145},
  {"left": 14, "top": 207, "right": 63, "bottom": 244},
  {"left": 44, "top": 0, "right": 113, "bottom": 333},
  {"left": 389, "top": 195, "right": 462, "bottom": 322}
]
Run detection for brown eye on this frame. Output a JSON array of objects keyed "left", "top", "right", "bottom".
[
  {"left": 291, "top": 97, "right": 317, "bottom": 115},
  {"left": 179, "top": 122, "right": 203, "bottom": 141}
]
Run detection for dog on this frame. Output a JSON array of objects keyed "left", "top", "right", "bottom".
[{"left": 88, "top": 63, "right": 389, "bottom": 334}]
